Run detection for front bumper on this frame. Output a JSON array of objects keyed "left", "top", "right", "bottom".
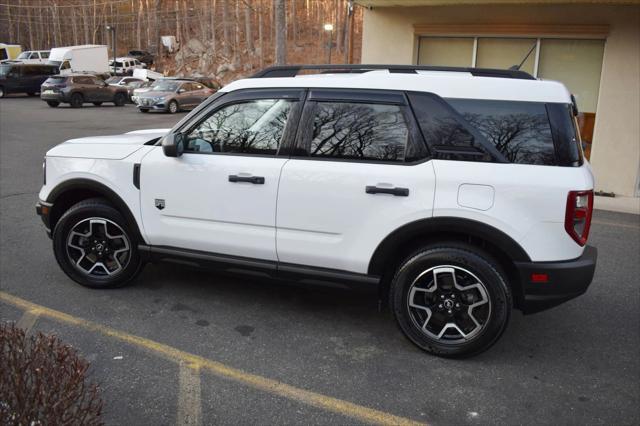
[
  {"left": 515, "top": 246, "right": 597, "bottom": 314},
  {"left": 137, "top": 99, "right": 167, "bottom": 111},
  {"left": 35, "top": 200, "right": 53, "bottom": 238}
]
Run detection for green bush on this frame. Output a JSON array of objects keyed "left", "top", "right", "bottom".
[{"left": 0, "top": 322, "right": 103, "bottom": 425}]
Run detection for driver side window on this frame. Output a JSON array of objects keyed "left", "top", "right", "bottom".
[{"left": 185, "top": 99, "right": 296, "bottom": 155}]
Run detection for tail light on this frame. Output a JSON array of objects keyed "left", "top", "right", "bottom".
[{"left": 565, "top": 190, "right": 593, "bottom": 246}]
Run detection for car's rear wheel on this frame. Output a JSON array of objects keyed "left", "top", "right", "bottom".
[
  {"left": 53, "top": 198, "right": 143, "bottom": 289},
  {"left": 46, "top": 101, "right": 60, "bottom": 108},
  {"left": 93, "top": 101, "right": 103, "bottom": 106},
  {"left": 70, "top": 93, "right": 83, "bottom": 108},
  {"left": 390, "top": 243, "right": 511, "bottom": 358},
  {"left": 139, "top": 108, "right": 149, "bottom": 113},
  {"left": 168, "top": 100, "right": 179, "bottom": 114},
  {"left": 113, "top": 93, "right": 126, "bottom": 106}
]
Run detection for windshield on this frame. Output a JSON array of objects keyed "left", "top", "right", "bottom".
[
  {"left": 45, "top": 77, "right": 67, "bottom": 84},
  {"left": 0, "top": 64, "right": 11, "bottom": 76},
  {"left": 151, "top": 81, "right": 179, "bottom": 91},
  {"left": 17, "top": 52, "right": 30, "bottom": 59}
]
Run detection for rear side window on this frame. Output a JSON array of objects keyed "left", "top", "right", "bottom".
[
  {"left": 446, "top": 98, "right": 556, "bottom": 165},
  {"left": 41, "top": 52, "right": 49, "bottom": 59},
  {"left": 308, "top": 102, "right": 413, "bottom": 162}
]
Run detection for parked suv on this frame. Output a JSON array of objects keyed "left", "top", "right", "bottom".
[
  {"left": 0, "top": 63, "right": 58, "bottom": 97},
  {"left": 128, "top": 50, "right": 154, "bottom": 66},
  {"left": 40, "top": 74, "right": 129, "bottom": 108},
  {"left": 109, "top": 57, "right": 144, "bottom": 75},
  {"left": 36, "top": 65, "right": 597, "bottom": 357}
]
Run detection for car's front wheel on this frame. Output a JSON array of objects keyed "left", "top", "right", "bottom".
[
  {"left": 53, "top": 198, "right": 143, "bottom": 288},
  {"left": 390, "top": 243, "right": 511, "bottom": 358},
  {"left": 46, "top": 101, "right": 60, "bottom": 108},
  {"left": 93, "top": 102, "right": 103, "bottom": 106},
  {"left": 167, "top": 100, "right": 179, "bottom": 114},
  {"left": 139, "top": 108, "right": 149, "bottom": 113}
]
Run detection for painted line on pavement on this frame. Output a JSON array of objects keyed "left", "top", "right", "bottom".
[
  {"left": 177, "top": 362, "right": 202, "bottom": 426},
  {"left": 0, "top": 291, "right": 426, "bottom": 426},
  {"left": 15, "top": 309, "right": 41, "bottom": 334}
]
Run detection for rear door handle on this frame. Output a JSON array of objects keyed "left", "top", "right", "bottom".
[
  {"left": 366, "top": 185, "right": 409, "bottom": 196},
  {"left": 229, "top": 175, "right": 265, "bottom": 184}
]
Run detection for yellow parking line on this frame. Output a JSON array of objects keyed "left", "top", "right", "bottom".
[{"left": 0, "top": 291, "right": 425, "bottom": 426}]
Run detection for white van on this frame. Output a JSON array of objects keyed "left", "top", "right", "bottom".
[
  {"left": 15, "top": 50, "right": 50, "bottom": 64},
  {"left": 48, "top": 45, "right": 109, "bottom": 75}
]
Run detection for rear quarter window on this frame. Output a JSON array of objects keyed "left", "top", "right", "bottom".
[{"left": 446, "top": 99, "right": 556, "bottom": 165}]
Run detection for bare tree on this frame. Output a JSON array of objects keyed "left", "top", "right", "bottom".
[{"left": 274, "top": 0, "right": 286, "bottom": 65}]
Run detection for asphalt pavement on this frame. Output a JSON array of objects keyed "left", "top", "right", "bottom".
[{"left": 1, "top": 96, "right": 639, "bottom": 425}]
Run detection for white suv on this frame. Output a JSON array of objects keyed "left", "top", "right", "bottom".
[{"left": 36, "top": 65, "right": 597, "bottom": 357}]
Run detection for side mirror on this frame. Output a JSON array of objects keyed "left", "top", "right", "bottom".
[{"left": 162, "top": 133, "right": 185, "bottom": 157}]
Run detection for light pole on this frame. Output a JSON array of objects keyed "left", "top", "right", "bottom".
[
  {"left": 105, "top": 25, "right": 116, "bottom": 75},
  {"left": 324, "top": 23, "right": 334, "bottom": 64}
]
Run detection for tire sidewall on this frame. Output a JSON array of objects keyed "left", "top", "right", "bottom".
[
  {"left": 70, "top": 93, "right": 83, "bottom": 108},
  {"left": 53, "top": 201, "right": 142, "bottom": 288},
  {"left": 391, "top": 245, "right": 511, "bottom": 358},
  {"left": 168, "top": 100, "right": 178, "bottom": 113}
]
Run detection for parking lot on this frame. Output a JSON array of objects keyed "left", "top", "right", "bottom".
[{"left": 1, "top": 95, "right": 639, "bottom": 425}]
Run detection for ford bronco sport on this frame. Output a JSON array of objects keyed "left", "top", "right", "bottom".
[{"left": 36, "top": 65, "right": 597, "bottom": 357}]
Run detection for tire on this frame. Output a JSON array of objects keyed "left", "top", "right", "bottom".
[
  {"left": 390, "top": 243, "right": 511, "bottom": 358},
  {"left": 52, "top": 198, "right": 143, "bottom": 289},
  {"left": 47, "top": 101, "right": 60, "bottom": 108},
  {"left": 113, "top": 93, "right": 126, "bottom": 106},
  {"left": 70, "top": 93, "right": 83, "bottom": 108},
  {"left": 167, "top": 100, "right": 179, "bottom": 114},
  {"left": 93, "top": 102, "right": 103, "bottom": 106},
  {"left": 0, "top": 86, "right": 5, "bottom": 98},
  {"left": 139, "top": 108, "right": 149, "bottom": 113},
  {"left": 27, "top": 92, "right": 37, "bottom": 97}
]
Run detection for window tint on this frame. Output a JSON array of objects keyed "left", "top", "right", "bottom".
[
  {"left": 447, "top": 98, "right": 556, "bottom": 165},
  {"left": 407, "top": 93, "right": 491, "bottom": 162},
  {"left": 41, "top": 52, "right": 49, "bottom": 59},
  {"left": 309, "top": 102, "right": 411, "bottom": 162},
  {"left": 185, "top": 99, "right": 295, "bottom": 155}
]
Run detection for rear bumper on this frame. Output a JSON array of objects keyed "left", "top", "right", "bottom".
[
  {"left": 40, "top": 92, "right": 66, "bottom": 102},
  {"left": 515, "top": 246, "right": 597, "bottom": 314}
]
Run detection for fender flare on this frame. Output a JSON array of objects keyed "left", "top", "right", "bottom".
[
  {"left": 367, "top": 216, "right": 531, "bottom": 276},
  {"left": 46, "top": 178, "right": 146, "bottom": 244}
]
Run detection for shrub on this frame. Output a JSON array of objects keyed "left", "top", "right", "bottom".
[{"left": 0, "top": 323, "right": 103, "bottom": 425}]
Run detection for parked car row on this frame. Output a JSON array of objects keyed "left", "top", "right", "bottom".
[{"left": 0, "top": 63, "right": 58, "bottom": 97}]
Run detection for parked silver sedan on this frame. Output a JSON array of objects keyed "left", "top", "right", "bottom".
[{"left": 136, "top": 79, "right": 214, "bottom": 113}]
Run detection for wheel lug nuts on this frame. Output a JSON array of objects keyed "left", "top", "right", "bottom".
[
  {"left": 451, "top": 294, "right": 455, "bottom": 298},
  {"left": 447, "top": 310, "right": 452, "bottom": 314},
  {"left": 438, "top": 304, "right": 443, "bottom": 309},
  {"left": 440, "top": 295, "right": 445, "bottom": 299}
]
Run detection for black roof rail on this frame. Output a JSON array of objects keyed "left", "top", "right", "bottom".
[{"left": 250, "top": 64, "right": 536, "bottom": 80}]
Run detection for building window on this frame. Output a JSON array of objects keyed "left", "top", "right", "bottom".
[
  {"left": 417, "top": 35, "right": 605, "bottom": 159},
  {"left": 417, "top": 37, "right": 474, "bottom": 67}
]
